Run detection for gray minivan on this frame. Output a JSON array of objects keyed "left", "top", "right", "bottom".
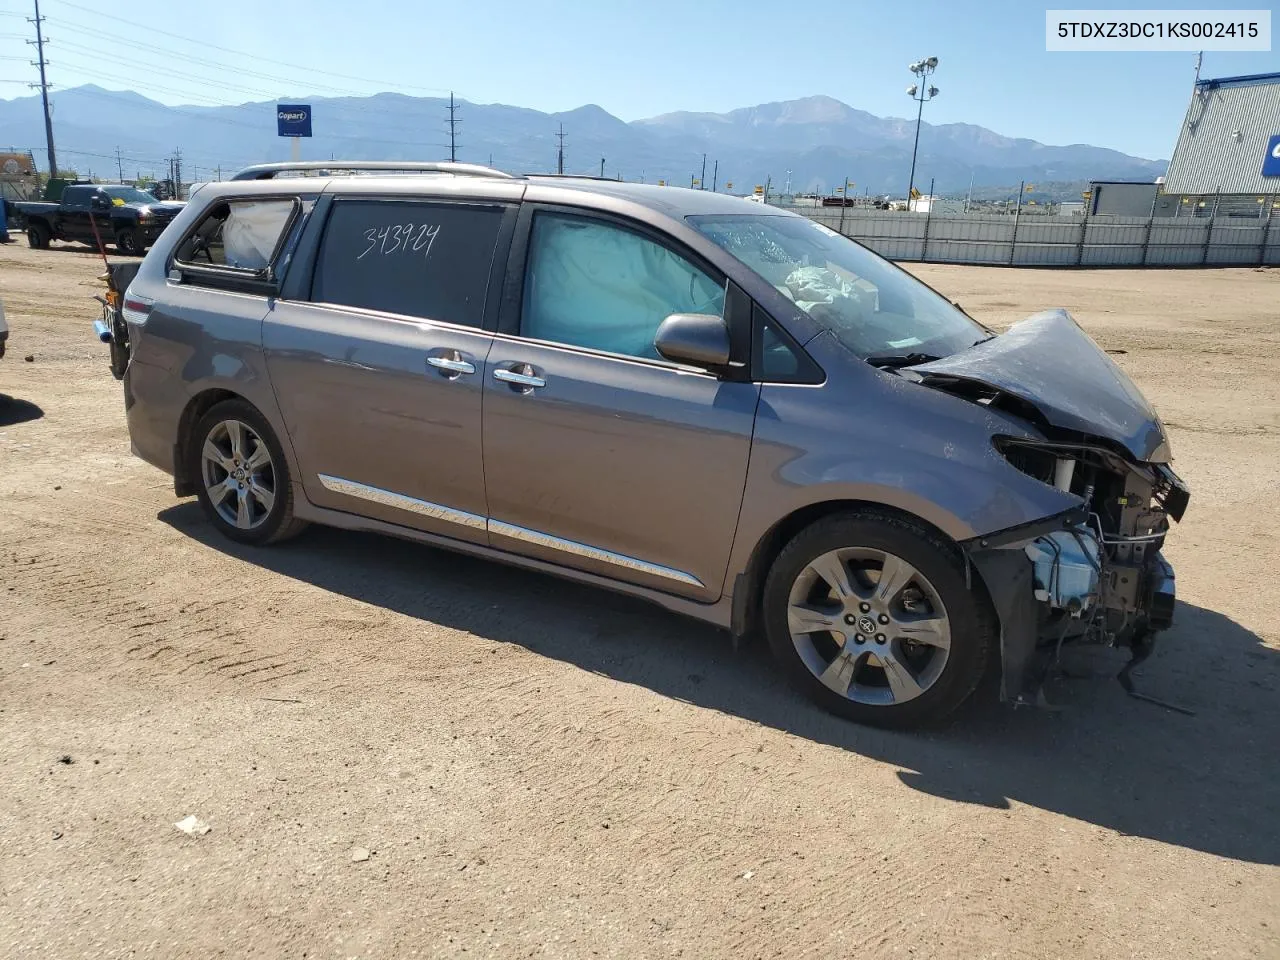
[{"left": 110, "top": 161, "right": 1186, "bottom": 727}]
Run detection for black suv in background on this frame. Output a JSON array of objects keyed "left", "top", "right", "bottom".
[{"left": 12, "top": 184, "right": 185, "bottom": 255}]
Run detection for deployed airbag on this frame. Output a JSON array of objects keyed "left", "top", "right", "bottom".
[
  {"left": 523, "top": 216, "right": 725, "bottom": 359},
  {"left": 221, "top": 200, "right": 292, "bottom": 270}
]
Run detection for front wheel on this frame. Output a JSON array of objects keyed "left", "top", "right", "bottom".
[
  {"left": 190, "top": 399, "right": 306, "bottom": 545},
  {"left": 762, "top": 511, "right": 996, "bottom": 728},
  {"left": 115, "top": 228, "right": 143, "bottom": 256}
]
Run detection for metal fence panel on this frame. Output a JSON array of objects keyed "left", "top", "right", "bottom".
[
  {"left": 1144, "top": 244, "right": 1208, "bottom": 266},
  {"left": 1012, "top": 220, "right": 1080, "bottom": 244},
  {"left": 1145, "top": 222, "right": 1211, "bottom": 245},
  {"left": 785, "top": 205, "right": 1277, "bottom": 268},
  {"left": 1084, "top": 221, "right": 1149, "bottom": 246},
  {"left": 928, "top": 218, "right": 1014, "bottom": 242},
  {"left": 927, "top": 241, "right": 1009, "bottom": 264},
  {"left": 1014, "top": 243, "right": 1082, "bottom": 266},
  {"left": 1081, "top": 244, "right": 1146, "bottom": 266}
]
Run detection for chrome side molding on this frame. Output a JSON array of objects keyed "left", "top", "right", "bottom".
[
  {"left": 317, "top": 474, "right": 703, "bottom": 588},
  {"left": 488, "top": 520, "right": 704, "bottom": 588},
  {"left": 317, "top": 474, "right": 487, "bottom": 531}
]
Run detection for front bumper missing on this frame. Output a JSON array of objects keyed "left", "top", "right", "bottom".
[{"left": 967, "top": 538, "right": 1177, "bottom": 703}]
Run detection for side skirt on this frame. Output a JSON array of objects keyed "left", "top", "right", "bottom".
[{"left": 291, "top": 499, "right": 734, "bottom": 631}]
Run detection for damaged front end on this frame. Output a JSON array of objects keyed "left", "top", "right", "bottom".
[
  {"left": 966, "top": 440, "right": 1187, "bottom": 701},
  {"left": 905, "top": 310, "right": 1189, "bottom": 702}
]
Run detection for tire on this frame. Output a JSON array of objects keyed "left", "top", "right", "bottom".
[
  {"left": 115, "top": 227, "right": 142, "bottom": 256},
  {"left": 762, "top": 510, "right": 996, "bottom": 729},
  {"left": 189, "top": 399, "right": 306, "bottom": 545},
  {"left": 27, "top": 222, "right": 50, "bottom": 250}
]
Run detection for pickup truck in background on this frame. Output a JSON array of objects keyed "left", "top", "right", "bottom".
[{"left": 11, "top": 184, "right": 184, "bottom": 256}]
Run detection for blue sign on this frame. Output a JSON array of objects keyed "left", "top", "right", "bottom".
[
  {"left": 1264, "top": 135, "right": 1280, "bottom": 177},
  {"left": 277, "top": 104, "right": 312, "bottom": 138}
]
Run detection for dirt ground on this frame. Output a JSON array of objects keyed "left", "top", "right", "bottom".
[{"left": 1, "top": 239, "right": 1277, "bottom": 960}]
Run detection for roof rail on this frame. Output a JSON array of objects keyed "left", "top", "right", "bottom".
[{"left": 229, "top": 161, "right": 514, "bottom": 181}]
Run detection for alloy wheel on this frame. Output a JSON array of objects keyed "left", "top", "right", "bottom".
[
  {"left": 200, "top": 419, "right": 276, "bottom": 530},
  {"left": 786, "top": 547, "right": 951, "bottom": 706}
]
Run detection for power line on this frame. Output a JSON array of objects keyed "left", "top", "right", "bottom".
[
  {"left": 44, "top": 17, "right": 385, "bottom": 98},
  {"left": 47, "top": 0, "right": 460, "bottom": 97}
]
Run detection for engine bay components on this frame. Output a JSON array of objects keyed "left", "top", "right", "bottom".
[{"left": 1025, "top": 529, "right": 1100, "bottom": 615}]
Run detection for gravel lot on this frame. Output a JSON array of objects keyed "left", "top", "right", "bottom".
[{"left": 1, "top": 240, "right": 1277, "bottom": 959}]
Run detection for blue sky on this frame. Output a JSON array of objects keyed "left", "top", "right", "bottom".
[{"left": 1, "top": 0, "right": 1276, "bottom": 159}]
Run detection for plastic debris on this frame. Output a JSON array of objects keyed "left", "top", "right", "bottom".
[{"left": 174, "top": 815, "right": 211, "bottom": 836}]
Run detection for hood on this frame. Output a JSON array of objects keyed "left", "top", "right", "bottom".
[
  {"left": 137, "top": 201, "right": 185, "bottom": 216},
  {"left": 911, "top": 309, "right": 1169, "bottom": 462}
]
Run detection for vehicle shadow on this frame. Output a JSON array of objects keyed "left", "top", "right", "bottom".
[
  {"left": 0, "top": 395, "right": 45, "bottom": 426},
  {"left": 160, "top": 503, "right": 1279, "bottom": 866}
]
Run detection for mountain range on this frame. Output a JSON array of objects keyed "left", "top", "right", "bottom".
[{"left": 0, "top": 86, "right": 1167, "bottom": 198}]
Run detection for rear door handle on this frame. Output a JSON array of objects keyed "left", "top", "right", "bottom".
[{"left": 493, "top": 364, "right": 546, "bottom": 390}]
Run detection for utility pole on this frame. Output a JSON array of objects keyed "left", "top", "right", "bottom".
[
  {"left": 556, "top": 123, "right": 565, "bottom": 175},
  {"left": 700, "top": 153, "right": 706, "bottom": 190},
  {"left": 711, "top": 159, "right": 718, "bottom": 192},
  {"left": 172, "top": 148, "right": 182, "bottom": 199},
  {"left": 600, "top": 157, "right": 605, "bottom": 178},
  {"left": 115, "top": 146, "right": 123, "bottom": 183},
  {"left": 27, "top": 0, "right": 57, "bottom": 178},
  {"left": 447, "top": 92, "right": 460, "bottom": 163}
]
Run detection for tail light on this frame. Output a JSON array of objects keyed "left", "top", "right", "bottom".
[{"left": 121, "top": 292, "right": 155, "bottom": 326}]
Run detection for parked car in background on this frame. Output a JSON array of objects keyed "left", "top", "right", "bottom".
[
  {"left": 12, "top": 184, "right": 184, "bottom": 256},
  {"left": 102, "top": 160, "right": 1186, "bottom": 728}
]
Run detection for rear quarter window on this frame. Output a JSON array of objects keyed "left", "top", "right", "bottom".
[
  {"left": 175, "top": 198, "right": 298, "bottom": 272},
  {"left": 309, "top": 199, "right": 505, "bottom": 328}
]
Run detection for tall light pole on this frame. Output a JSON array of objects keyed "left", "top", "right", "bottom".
[{"left": 905, "top": 56, "right": 939, "bottom": 209}]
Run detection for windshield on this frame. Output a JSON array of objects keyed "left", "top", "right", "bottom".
[
  {"left": 101, "top": 185, "right": 163, "bottom": 205},
  {"left": 690, "top": 214, "right": 988, "bottom": 362}
]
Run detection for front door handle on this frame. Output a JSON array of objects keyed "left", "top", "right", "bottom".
[
  {"left": 493, "top": 364, "right": 546, "bottom": 390},
  {"left": 426, "top": 350, "right": 476, "bottom": 379}
]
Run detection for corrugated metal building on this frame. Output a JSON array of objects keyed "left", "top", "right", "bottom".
[{"left": 1162, "top": 72, "right": 1280, "bottom": 217}]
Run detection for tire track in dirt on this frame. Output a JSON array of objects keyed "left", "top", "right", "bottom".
[{"left": 1, "top": 510, "right": 311, "bottom": 693}]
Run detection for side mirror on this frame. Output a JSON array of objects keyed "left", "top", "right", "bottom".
[
  {"left": 654, "top": 313, "right": 731, "bottom": 369},
  {"left": 91, "top": 195, "right": 110, "bottom": 211}
]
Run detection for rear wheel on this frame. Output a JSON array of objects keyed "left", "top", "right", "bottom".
[
  {"left": 27, "top": 223, "right": 50, "bottom": 249},
  {"left": 190, "top": 399, "right": 306, "bottom": 545},
  {"left": 762, "top": 511, "right": 995, "bottom": 728}
]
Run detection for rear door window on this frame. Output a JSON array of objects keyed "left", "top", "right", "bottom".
[{"left": 310, "top": 199, "right": 506, "bottom": 328}]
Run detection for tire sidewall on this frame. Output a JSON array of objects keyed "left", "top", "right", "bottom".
[
  {"left": 28, "top": 224, "right": 49, "bottom": 249},
  {"left": 762, "top": 513, "right": 992, "bottom": 728},
  {"left": 116, "top": 229, "right": 141, "bottom": 256},
  {"left": 190, "top": 400, "right": 292, "bottom": 546}
]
